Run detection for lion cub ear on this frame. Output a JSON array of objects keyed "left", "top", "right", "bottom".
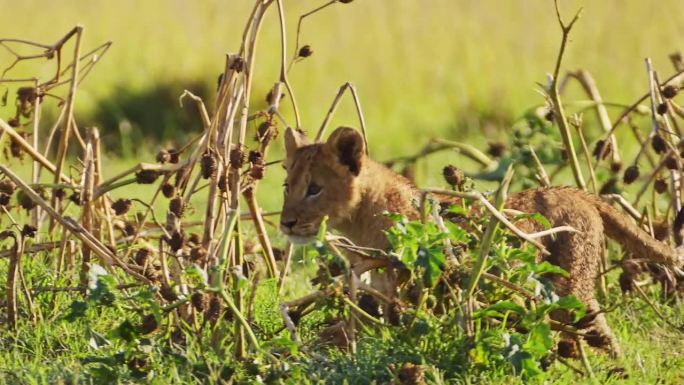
[
  {"left": 326, "top": 126, "right": 365, "bottom": 176},
  {"left": 284, "top": 127, "right": 309, "bottom": 157}
]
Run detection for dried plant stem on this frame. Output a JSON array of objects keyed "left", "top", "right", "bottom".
[
  {"left": 277, "top": 243, "right": 293, "bottom": 294},
  {"left": 243, "top": 188, "right": 279, "bottom": 278},
  {"left": 551, "top": 0, "right": 586, "bottom": 190},
  {"left": 0, "top": 165, "right": 150, "bottom": 282},
  {"left": 316, "top": 82, "right": 369, "bottom": 156},
  {"left": 0, "top": 118, "right": 72, "bottom": 183},
  {"left": 276, "top": 0, "right": 302, "bottom": 129},
  {"left": 6, "top": 235, "right": 23, "bottom": 329},
  {"left": 528, "top": 145, "right": 551, "bottom": 187},
  {"left": 52, "top": 26, "right": 84, "bottom": 220}
]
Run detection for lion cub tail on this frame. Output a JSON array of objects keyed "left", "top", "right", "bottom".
[{"left": 591, "top": 196, "right": 681, "bottom": 267}]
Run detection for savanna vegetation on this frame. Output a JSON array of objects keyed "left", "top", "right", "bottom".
[{"left": 1, "top": 1, "right": 684, "bottom": 384}]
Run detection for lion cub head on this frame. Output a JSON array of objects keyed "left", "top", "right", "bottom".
[{"left": 280, "top": 126, "right": 366, "bottom": 244}]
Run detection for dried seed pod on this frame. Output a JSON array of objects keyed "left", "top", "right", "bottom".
[
  {"left": 218, "top": 170, "right": 228, "bottom": 192},
  {"left": 358, "top": 294, "right": 381, "bottom": 318},
  {"left": 167, "top": 230, "right": 185, "bottom": 251},
  {"left": 144, "top": 268, "right": 161, "bottom": 282},
  {"left": 339, "top": 0, "right": 354, "bottom": 3},
  {"left": 191, "top": 292, "right": 207, "bottom": 311},
  {"left": 201, "top": 151, "right": 217, "bottom": 179},
  {"left": 662, "top": 85, "right": 679, "bottom": 99},
  {"left": 140, "top": 314, "right": 158, "bottom": 334},
  {"left": 161, "top": 183, "right": 175, "bottom": 198},
  {"left": 135, "top": 248, "right": 150, "bottom": 266},
  {"left": 298, "top": 45, "right": 313, "bottom": 58},
  {"left": 443, "top": 165, "right": 465, "bottom": 190},
  {"left": 557, "top": 340, "right": 579, "bottom": 358},
  {"left": 206, "top": 294, "right": 223, "bottom": 323},
  {"left": 54, "top": 188, "right": 66, "bottom": 200},
  {"left": 156, "top": 149, "right": 170, "bottom": 164},
  {"left": 657, "top": 103, "right": 669, "bottom": 115},
  {"left": 622, "top": 165, "right": 639, "bottom": 184},
  {"left": 17, "top": 190, "right": 36, "bottom": 210},
  {"left": 174, "top": 166, "right": 190, "bottom": 187},
  {"left": 257, "top": 122, "right": 273, "bottom": 141},
  {"left": 249, "top": 164, "right": 265, "bottom": 180},
  {"left": 7, "top": 117, "right": 19, "bottom": 127},
  {"left": 598, "top": 178, "right": 618, "bottom": 195},
  {"left": 486, "top": 142, "right": 506, "bottom": 158},
  {"left": 592, "top": 139, "right": 611, "bottom": 161},
  {"left": 665, "top": 155, "right": 679, "bottom": 170},
  {"left": 169, "top": 197, "right": 185, "bottom": 218},
  {"left": 21, "top": 224, "right": 37, "bottom": 238},
  {"left": 229, "top": 57, "right": 245, "bottom": 72},
  {"left": 127, "top": 357, "right": 148, "bottom": 373},
  {"left": 573, "top": 312, "right": 598, "bottom": 330},
  {"left": 123, "top": 222, "right": 136, "bottom": 237},
  {"left": 187, "top": 233, "right": 200, "bottom": 245},
  {"left": 654, "top": 178, "right": 668, "bottom": 194},
  {"left": 674, "top": 208, "right": 684, "bottom": 246},
  {"left": 69, "top": 192, "right": 81, "bottom": 205},
  {"left": 248, "top": 150, "right": 263, "bottom": 164},
  {"left": 112, "top": 198, "right": 132, "bottom": 216},
  {"left": 584, "top": 329, "right": 609, "bottom": 348},
  {"left": 9, "top": 136, "right": 23, "bottom": 159},
  {"left": 135, "top": 170, "right": 160, "bottom": 184},
  {"left": 544, "top": 110, "right": 554, "bottom": 122},
  {"left": 652, "top": 134, "right": 667, "bottom": 154},
  {"left": 159, "top": 285, "right": 178, "bottom": 302},
  {"left": 610, "top": 161, "right": 622, "bottom": 173},
  {"left": 168, "top": 149, "right": 180, "bottom": 164},
  {"left": 619, "top": 271, "right": 635, "bottom": 293},
  {"left": 0, "top": 193, "right": 9, "bottom": 206},
  {"left": 190, "top": 246, "right": 207, "bottom": 262},
  {"left": 0, "top": 179, "right": 16, "bottom": 195},
  {"left": 229, "top": 148, "right": 244, "bottom": 169},
  {"left": 398, "top": 363, "right": 424, "bottom": 385}
]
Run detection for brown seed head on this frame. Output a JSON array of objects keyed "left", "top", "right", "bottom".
[
  {"left": 21, "top": 224, "right": 37, "bottom": 238},
  {"left": 654, "top": 178, "right": 668, "bottom": 194},
  {"left": 623, "top": 165, "right": 639, "bottom": 184},
  {"left": 229, "top": 148, "right": 244, "bottom": 169},
  {"left": 201, "top": 151, "right": 217, "bottom": 179},
  {"left": 161, "top": 183, "right": 175, "bottom": 198},
  {"left": 112, "top": 198, "right": 132, "bottom": 216},
  {"left": 156, "top": 149, "right": 170, "bottom": 164},
  {"left": 652, "top": 134, "right": 667, "bottom": 154},
  {"left": 229, "top": 57, "right": 245, "bottom": 72},
  {"left": 663, "top": 85, "right": 679, "bottom": 99},
  {"left": 69, "top": 192, "right": 81, "bottom": 206},
  {"left": 136, "top": 170, "right": 160, "bottom": 184},
  {"left": 666, "top": 155, "right": 680, "bottom": 170},
  {"left": 167, "top": 230, "right": 185, "bottom": 251},
  {"left": 443, "top": 165, "right": 465, "bottom": 190},
  {"left": 206, "top": 294, "right": 223, "bottom": 323},
  {"left": 191, "top": 292, "right": 207, "bottom": 312},
  {"left": 140, "top": 314, "right": 158, "bottom": 334},
  {"left": 298, "top": 45, "right": 313, "bottom": 58},
  {"left": 592, "top": 139, "right": 612, "bottom": 161},
  {"left": 486, "top": 142, "right": 506, "bottom": 158},
  {"left": 123, "top": 222, "right": 136, "bottom": 237},
  {"left": 188, "top": 233, "right": 200, "bottom": 245},
  {"left": 54, "top": 188, "right": 66, "bottom": 200},
  {"left": 169, "top": 197, "right": 185, "bottom": 218},
  {"left": 17, "top": 190, "right": 37, "bottom": 210},
  {"left": 190, "top": 246, "right": 207, "bottom": 262},
  {"left": 159, "top": 284, "right": 178, "bottom": 302},
  {"left": 0, "top": 179, "right": 16, "bottom": 195},
  {"left": 135, "top": 248, "right": 150, "bottom": 266},
  {"left": 657, "top": 103, "right": 669, "bottom": 115},
  {"left": 610, "top": 161, "right": 622, "bottom": 173},
  {"left": 0, "top": 193, "right": 9, "bottom": 206}
]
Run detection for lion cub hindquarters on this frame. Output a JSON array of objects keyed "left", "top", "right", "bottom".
[{"left": 506, "top": 187, "right": 620, "bottom": 356}]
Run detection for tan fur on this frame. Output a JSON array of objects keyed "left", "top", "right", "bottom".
[{"left": 281, "top": 127, "right": 682, "bottom": 358}]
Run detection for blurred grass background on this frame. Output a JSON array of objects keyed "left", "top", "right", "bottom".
[{"left": 2, "top": 0, "right": 684, "bottom": 211}]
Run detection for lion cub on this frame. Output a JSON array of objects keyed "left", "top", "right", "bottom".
[{"left": 280, "top": 126, "right": 681, "bottom": 357}]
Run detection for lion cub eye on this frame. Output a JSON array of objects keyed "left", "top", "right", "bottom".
[{"left": 306, "top": 183, "right": 322, "bottom": 197}]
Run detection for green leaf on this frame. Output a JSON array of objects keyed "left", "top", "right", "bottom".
[
  {"left": 415, "top": 247, "right": 445, "bottom": 287},
  {"left": 63, "top": 300, "right": 88, "bottom": 322},
  {"left": 514, "top": 212, "right": 551, "bottom": 230},
  {"left": 475, "top": 301, "right": 526, "bottom": 319},
  {"left": 534, "top": 261, "right": 569, "bottom": 277},
  {"left": 524, "top": 323, "right": 553, "bottom": 357}
]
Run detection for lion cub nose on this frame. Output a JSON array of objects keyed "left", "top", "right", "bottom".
[{"left": 280, "top": 218, "right": 297, "bottom": 229}]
